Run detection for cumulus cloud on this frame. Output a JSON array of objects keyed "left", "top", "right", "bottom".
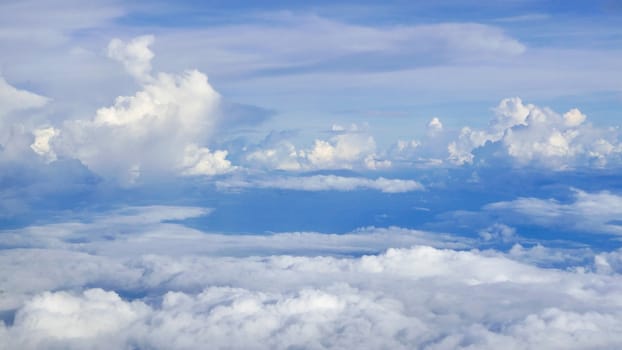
[
  {"left": 107, "top": 35, "right": 155, "bottom": 82},
  {"left": 181, "top": 144, "right": 234, "bottom": 176},
  {"left": 306, "top": 132, "right": 378, "bottom": 169},
  {"left": 41, "top": 36, "right": 234, "bottom": 182},
  {"left": 427, "top": 117, "right": 443, "bottom": 134},
  {"left": 447, "top": 97, "right": 622, "bottom": 168},
  {"left": 29, "top": 127, "right": 58, "bottom": 162},
  {"left": 218, "top": 175, "right": 423, "bottom": 193},
  {"left": 246, "top": 125, "right": 390, "bottom": 171}
]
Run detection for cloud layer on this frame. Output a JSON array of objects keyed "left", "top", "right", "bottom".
[{"left": 1, "top": 206, "right": 622, "bottom": 349}]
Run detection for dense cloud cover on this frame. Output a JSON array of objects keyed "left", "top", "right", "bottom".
[{"left": 1, "top": 207, "right": 622, "bottom": 349}]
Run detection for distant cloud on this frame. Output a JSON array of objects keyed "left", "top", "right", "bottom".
[
  {"left": 245, "top": 124, "right": 391, "bottom": 171},
  {"left": 0, "top": 76, "right": 49, "bottom": 116},
  {"left": 447, "top": 97, "right": 622, "bottom": 168},
  {"left": 218, "top": 175, "right": 424, "bottom": 193},
  {"left": 493, "top": 13, "right": 551, "bottom": 23},
  {"left": 486, "top": 188, "right": 622, "bottom": 235}
]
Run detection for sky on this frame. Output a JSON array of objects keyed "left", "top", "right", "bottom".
[{"left": 1, "top": 0, "right": 622, "bottom": 348}]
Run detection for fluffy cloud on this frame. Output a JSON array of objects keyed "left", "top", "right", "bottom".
[
  {"left": 306, "top": 132, "right": 381, "bottom": 169},
  {"left": 0, "top": 206, "right": 622, "bottom": 349},
  {"left": 218, "top": 175, "right": 423, "bottom": 193},
  {"left": 2, "top": 242, "right": 622, "bottom": 349},
  {"left": 181, "top": 144, "right": 234, "bottom": 176},
  {"left": 447, "top": 97, "right": 622, "bottom": 168},
  {"left": 29, "top": 127, "right": 58, "bottom": 162},
  {"left": 107, "top": 35, "right": 155, "bottom": 82},
  {"left": 427, "top": 117, "right": 443, "bottom": 134},
  {"left": 246, "top": 125, "right": 391, "bottom": 171},
  {"left": 37, "top": 36, "right": 234, "bottom": 182}
]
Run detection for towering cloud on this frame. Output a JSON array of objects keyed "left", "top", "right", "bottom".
[{"left": 38, "top": 36, "right": 234, "bottom": 182}]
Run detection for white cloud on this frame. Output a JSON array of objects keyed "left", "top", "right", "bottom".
[
  {"left": 12, "top": 289, "right": 148, "bottom": 342},
  {"left": 245, "top": 140, "right": 304, "bottom": 171},
  {"left": 153, "top": 15, "right": 525, "bottom": 78},
  {"left": 246, "top": 125, "right": 390, "bottom": 171},
  {"left": 44, "top": 36, "right": 233, "bottom": 182},
  {"left": 563, "top": 108, "right": 587, "bottom": 128},
  {"left": 107, "top": 35, "right": 155, "bottom": 82},
  {"left": 2, "top": 206, "right": 622, "bottom": 349},
  {"left": 485, "top": 189, "right": 622, "bottom": 235},
  {"left": 447, "top": 97, "right": 622, "bottom": 168},
  {"left": 2, "top": 243, "right": 622, "bottom": 349},
  {"left": 427, "top": 117, "right": 443, "bottom": 133},
  {"left": 218, "top": 175, "right": 423, "bottom": 193},
  {"left": 30, "top": 127, "right": 58, "bottom": 162},
  {"left": 306, "top": 132, "right": 378, "bottom": 169},
  {"left": 0, "top": 76, "right": 49, "bottom": 117},
  {"left": 181, "top": 144, "right": 234, "bottom": 176}
]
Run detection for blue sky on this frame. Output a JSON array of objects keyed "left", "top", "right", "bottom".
[{"left": 2, "top": 1, "right": 622, "bottom": 348}]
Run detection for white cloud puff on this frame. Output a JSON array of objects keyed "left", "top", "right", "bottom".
[
  {"left": 46, "top": 36, "right": 233, "bottom": 182},
  {"left": 447, "top": 97, "right": 622, "bottom": 168},
  {"left": 11, "top": 289, "right": 148, "bottom": 344},
  {"left": 2, "top": 244, "right": 622, "bottom": 349},
  {"left": 181, "top": 144, "right": 234, "bottom": 176},
  {"left": 246, "top": 125, "right": 391, "bottom": 171},
  {"left": 30, "top": 127, "right": 58, "bottom": 162},
  {"left": 107, "top": 35, "right": 155, "bottom": 82}
]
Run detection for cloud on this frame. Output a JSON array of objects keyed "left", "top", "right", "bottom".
[
  {"left": 181, "top": 144, "right": 234, "bottom": 176},
  {"left": 427, "top": 117, "right": 443, "bottom": 133},
  {"left": 41, "top": 36, "right": 233, "bottom": 183},
  {"left": 306, "top": 132, "right": 383, "bottom": 170},
  {"left": 478, "top": 223, "right": 517, "bottom": 242},
  {"left": 2, "top": 206, "right": 622, "bottom": 348},
  {"left": 217, "top": 175, "right": 423, "bottom": 193},
  {"left": 0, "top": 76, "right": 51, "bottom": 163},
  {"left": 245, "top": 125, "right": 390, "bottom": 171},
  {"left": 29, "top": 127, "right": 58, "bottom": 162},
  {"left": 485, "top": 188, "right": 622, "bottom": 235},
  {"left": 107, "top": 35, "right": 155, "bottom": 82},
  {"left": 447, "top": 97, "right": 622, "bottom": 168},
  {"left": 2, "top": 243, "right": 622, "bottom": 349},
  {"left": 154, "top": 15, "right": 525, "bottom": 78},
  {"left": 0, "top": 76, "right": 49, "bottom": 117}
]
